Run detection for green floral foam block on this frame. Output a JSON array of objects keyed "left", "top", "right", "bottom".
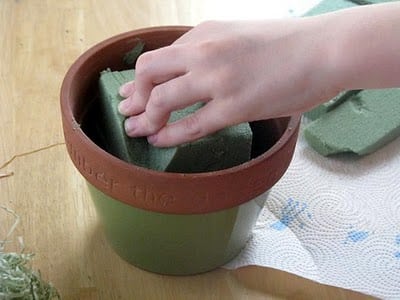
[
  {"left": 98, "top": 69, "right": 253, "bottom": 172},
  {"left": 304, "top": 89, "right": 400, "bottom": 155},
  {"left": 304, "top": 90, "right": 361, "bottom": 121}
]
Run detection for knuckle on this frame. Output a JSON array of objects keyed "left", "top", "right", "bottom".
[
  {"left": 182, "top": 113, "right": 202, "bottom": 138},
  {"left": 199, "top": 20, "right": 215, "bottom": 27},
  {"left": 135, "top": 52, "right": 153, "bottom": 75},
  {"left": 197, "top": 20, "right": 219, "bottom": 30},
  {"left": 145, "top": 120, "right": 160, "bottom": 134},
  {"left": 138, "top": 114, "right": 159, "bottom": 135},
  {"left": 149, "top": 85, "right": 166, "bottom": 110},
  {"left": 218, "top": 67, "right": 235, "bottom": 85},
  {"left": 208, "top": 68, "right": 236, "bottom": 96},
  {"left": 196, "top": 37, "right": 239, "bottom": 60},
  {"left": 196, "top": 40, "right": 220, "bottom": 59}
]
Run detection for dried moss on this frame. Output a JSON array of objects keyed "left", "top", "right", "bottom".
[{"left": 0, "top": 206, "right": 60, "bottom": 300}]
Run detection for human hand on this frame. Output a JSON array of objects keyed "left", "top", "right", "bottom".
[{"left": 118, "top": 19, "right": 338, "bottom": 147}]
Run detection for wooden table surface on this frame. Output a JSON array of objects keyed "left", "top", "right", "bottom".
[{"left": 0, "top": 0, "right": 374, "bottom": 299}]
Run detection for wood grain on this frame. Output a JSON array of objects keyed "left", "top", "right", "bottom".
[{"left": 0, "top": 0, "right": 374, "bottom": 299}]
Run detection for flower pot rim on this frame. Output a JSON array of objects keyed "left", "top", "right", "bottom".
[{"left": 61, "top": 26, "right": 301, "bottom": 214}]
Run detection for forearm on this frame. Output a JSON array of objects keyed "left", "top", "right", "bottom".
[
  {"left": 118, "top": 3, "right": 400, "bottom": 147},
  {"left": 320, "top": 2, "right": 400, "bottom": 90}
]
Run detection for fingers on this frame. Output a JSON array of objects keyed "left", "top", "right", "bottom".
[
  {"left": 118, "top": 81, "right": 137, "bottom": 114},
  {"left": 119, "top": 45, "right": 187, "bottom": 116},
  {"left": 147, "top": 101, "right": 233, "bottom": 147},
  {"left": 123, "top": 72, "right": 211, "bottom": 137},
  {"left": 117, "top": 38, "right": 235, "bottom": 147},
  {"left": 118, "top": 81, "right": 148, "bottom": 116}
]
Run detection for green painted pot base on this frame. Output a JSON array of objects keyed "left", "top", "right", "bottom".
[{"left": 88, "top": 183, "right": 268, "bottom": 275}]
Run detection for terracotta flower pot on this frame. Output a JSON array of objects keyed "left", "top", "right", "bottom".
[{"left": 60, "top": 26, "right": 301, "bottom": 275}]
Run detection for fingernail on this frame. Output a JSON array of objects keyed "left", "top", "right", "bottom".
[
  {"left": 118, "top": 100, "right": 129, "bottom": 115},
  {"left": 124, "top": 118, "right": 136, "bottom": 135},
  {"left": 147, "top": 134, "right": 157, "bottom": 145}
]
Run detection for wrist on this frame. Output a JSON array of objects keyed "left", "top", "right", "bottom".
[
  {"left": 321, "top": 7, "right": 368, "bottom": 91},
  {"left": 294, "top": 16, "right": 345, "bottom": 106},
  {"left": 319, "top": 3, "right": 400, "bottom": 91}
]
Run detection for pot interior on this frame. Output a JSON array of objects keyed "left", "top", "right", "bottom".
[{"left": 81, "top": 96, "right": 288, "bottom": 164}]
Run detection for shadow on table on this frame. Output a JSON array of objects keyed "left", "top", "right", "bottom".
[
  {"left": 72, "top": 223, "right": 377, "bottom": 300},
  {"left": 230, "top": 265, "right": 377, "bottom": 300}
]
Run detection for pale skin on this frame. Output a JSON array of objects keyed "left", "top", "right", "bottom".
[{"left": 118, "top": 2, "right": 400, "bottom": 147}]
